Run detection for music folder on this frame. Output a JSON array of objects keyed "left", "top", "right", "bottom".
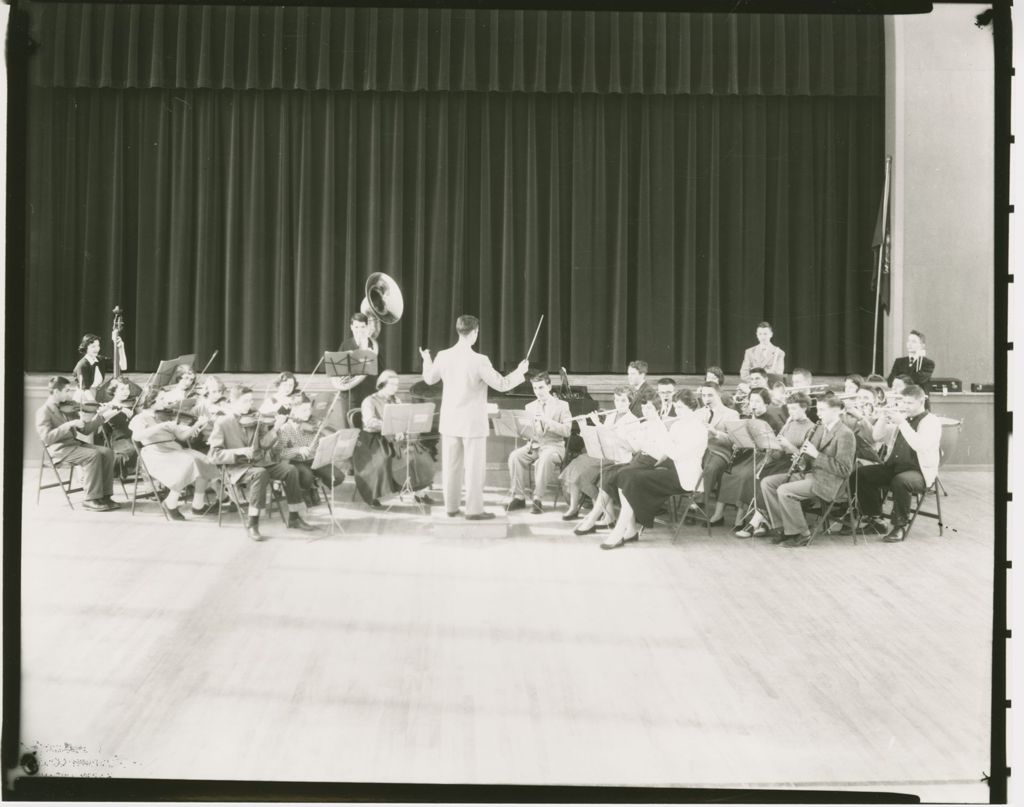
[
  {"left": 579, "top": 423, "right": 633, "bottom": 464},
  {"left": 723, "top": 419, "right": 778, "bottom": 451},
  {"left": 490, "top": 409, "right": 535, "bottom": 440}
]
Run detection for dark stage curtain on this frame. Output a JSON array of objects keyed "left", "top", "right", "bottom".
[{"left": 24, "top": 5, "right": 884, "bottom": 376}]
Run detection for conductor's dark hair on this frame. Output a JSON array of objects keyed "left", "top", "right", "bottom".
[
  {"left": 673, "top": 388, "right": 700, "bottom": 410},
  {"left": 657, "top": 377, "right": 676, "bottom": 387},
  {"left": 48, "top": 376, "right": 71, "bottom": 393},
  {"left": 628, "top": 360, "right": 649, "bottom": 375},
  {"left": 756, "top": 321, "right": 773, "bottom": 331},
  {"left": 350, "top": 312, "right": 369, "bottom": 325},
  {"left": 531, "top": 372, "right": 552, "bottom": 386},
  {"left": 456, "top": 315, "right": 480, "bottom": 335},
  {"left": 230, "top": 385, "right": 254, "bottom": 399},
  {"left": 705, "top": 366, "right": 725, "bottom": 385},
  {"left": 78, "top": 333, "right": 101, "bottom": 355}
]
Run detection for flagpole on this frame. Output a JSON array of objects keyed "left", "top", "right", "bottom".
[{"left": 871, "top": 155, "right": 892, "bottom": 376}]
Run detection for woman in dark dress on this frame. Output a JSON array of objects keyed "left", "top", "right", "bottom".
[
  {"left": 72, "top": 333, "right": 108, "bottom": 401},
  {"left": 351, "top": 370, "right": 435, "bottom": 507}
]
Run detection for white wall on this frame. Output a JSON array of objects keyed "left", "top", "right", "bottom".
[{"left": 885, "top": 6, "right": 995, "bottom": 385}]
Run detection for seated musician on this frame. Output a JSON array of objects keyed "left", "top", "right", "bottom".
[
  {"left": 853, "top": 384, "right": 940, "bottom": 542},
  {"left": 626, "top": 360, "right": 658, "bottom": 417},
  {"left": 36, "top": 377, "right": 120, "bottom": 512},
  {"left": 259, "top": 372, "right": 302, "bottom": 416},
  {"left": 275, "top": 393, "right": 341, "bottom": 506},
  {"left": 739, "top": 321, "right": 786, "bottom": 381},
  {"left": 844, "top": 374, "right": 865, "bottom": 395},
  {"left": 705, "top": 366, "right": 734, "bottom": 409},
  {"left": 507, "top": 372, "right": 572, "bottom": 514},
  {"left": 188, "top": 375, "right": 229, "bottom": 454},
  {"left": 208, "top": 384, "right": 317, "bottom": 540},
  {"left": 790, "top": 367, "right": 819, "bottom": 422},
  {"left": 887, "top": 330, "right": 935, "bottom": 389},
  {"left": 72, "top": 333, "right": 109, "bottom": 400},
  {"left": 600, "top": 390, "right": 708, "bottom": 550},
  {"left": 94, "top": 376, "right": 140, "bottom": 468},
  {"left": 730, "top": 392, "right": 816, "bottom": 537},
  {"left": 768, "top": 381, "right": 789, "bottom": 421},
  {"left": 707, "top": 389, "right": 783, "bottom": 526},
  {"left": 129, "top": 388, "right": 220, "bottom": 520},
  {"left": 559, "top": 386, "right": 638, "bottom": 521},
  {"left": 352, "top": 370, "right": 435, "bottom": 508},
  {"left": 655, "top": 378, "right": 677, "bottom": 419},
  {"left": 160, "top": 364, "right": 199, "bottom": 408},
  {"left": 734, "top": 367, "right": 770, "bottom": 414},
  {"left": 759, "top": 393, "right": 856, "bottom": 547},
  {"left": 840, "top": 389, "right": 882, "bottom": 464},
  {"left": 688, "top": 382, "right": 740, "bottom": 527}
]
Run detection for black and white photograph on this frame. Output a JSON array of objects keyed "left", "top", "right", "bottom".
[{"left": 3, "top": 0, "right": 1012, "bottom": 801}]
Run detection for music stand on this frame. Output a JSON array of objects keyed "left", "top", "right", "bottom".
[
  {"left": 489, "top": 409, "right": 536, "bottom": 452},
  {"left": 151, "top": 354, "right": 198, "bottom": 389},
  {"left": 324, "top": 349, "right": 379, "bottom": 382},
  {"left": 312, "top": 427, "right": 360, "bottom": 535},
  {"left": 723, "top": 419, "right": 778, "bottom": 526},
  {"left": 381, "top": 402, "right": 436, "bottom": 514}
]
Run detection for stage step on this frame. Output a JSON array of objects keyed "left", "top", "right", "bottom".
[{"left": 432, "top": 514, "right": 509, "bottom": 539}]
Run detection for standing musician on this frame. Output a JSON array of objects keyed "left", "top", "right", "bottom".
[
  {"left": 853, "top": 384, "right": 941, "bottom": 543},
  {"left": 276, "top": 393, "right": 344, "bottom": 505},
  {"left": 334, "top": 312, "right": 381, "bottom": 421},
  {"left": 599, "top": 390, "right": 708, "bottom": 550},
  {"left": 626, "top": 360, "right": 658, "bottom": 417},
  {"left": 706, "top": 389, "right": 783, "bottom": 526},
  {"left": 730, "top": 392, "right": 816, "bottom": 537},
  {"left": 655, "top": 378, "right": 677, "bottom": 419},
  {"left": 208, "top": 385, "right": 317, "bottom": 541},
  {"left": 352, "top": 370, "right": 436, "bottom": 507},
  {"left": 129, "top": 388, "right": 220, "bottom": 520},
  {"left": 420, "top": 315, "right": 528, "bottom": 520},
  {"left": 73, "top": 331, "right": 123, "bottom": 400},
  {"left": 558, "top": 386, "right": 638, "bottom": 521},
  {"left": 259, "top": 372, "right": 303, "bottom": 416},
  {"left": 507, "top": 372, "right": 572, "bottom": 515},
  {"left": 887, "top": 330, "right": 935, "bottom": 389},
  {"left": 36, "top": 377, "right": 119, "bottom": 511},
  {"left": 759, "top": 393, "right": 856, "bottom": 547},
  {"left": 739, "top": 321, "right": 786, "bottom": 381},
  {"left": 688, "top": 382, "right": 740, "bottom": 527}
]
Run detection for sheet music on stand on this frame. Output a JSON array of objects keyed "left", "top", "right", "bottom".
[
  {"left": 722, "top": 419, "right": 779, "bottom": 451},
  {"left": 381, "top": 403, "right": 436, "bottom": 439},
  {"left": 323, "top": 349, "right": 379, "bottom": 379},
  {"left": 489, "top": 409, "right": 535, "bottom": 441},
  {"left": 151, "top": 354, "right": 198, "bottom": 389},
  {"left": 580, "top": 424, "right": 633, "bottom": 464},
  {"left": 312, "top": 427, "right": 360, "bottom": 536}
]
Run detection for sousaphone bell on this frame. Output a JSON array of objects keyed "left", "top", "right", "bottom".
[{"left": 360, "top": 272, "right": 404, "bottom": 338}]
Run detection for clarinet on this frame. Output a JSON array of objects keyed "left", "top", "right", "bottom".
[{"left": 785, "top": 423, "right": 821, "bottom": 482}]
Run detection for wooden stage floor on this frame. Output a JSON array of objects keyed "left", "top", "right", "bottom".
[{"left": 17, "top": 470, "right": 995, "bottom": 800}]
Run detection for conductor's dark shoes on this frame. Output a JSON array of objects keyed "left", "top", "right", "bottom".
[
  {"left": 506, "top": 498, "right": 527, "bottom": 512},
  {"left": 466, "top": 512, "right": 496, "bottom": 521},
  {"left": 288, "top": 514, "right": 317, "bottom": 531},
  {"left": 531, "top": 499, "right": 544, "bottom": 514}
]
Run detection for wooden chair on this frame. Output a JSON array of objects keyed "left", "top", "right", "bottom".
[{"left": 36, "top": 440, "right": 84, "bottom": 509}]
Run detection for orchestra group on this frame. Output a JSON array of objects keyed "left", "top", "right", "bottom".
[{"left": 37, "top": 315, "right": 943, "bottom": 549}]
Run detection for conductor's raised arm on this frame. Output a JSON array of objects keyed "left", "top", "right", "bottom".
[{"left": 478, "top": 357, "right": 529, "bottom": 393}]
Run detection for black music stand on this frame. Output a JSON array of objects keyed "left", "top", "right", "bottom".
[
  {"left": 723, "top": 419, "right": 778, "bottom": 527},
  {"left": 312, "top": 427, "right": 360, "bottom": 536},
  {"left": 151, "top": 354, "right": 198, "bottom": 389},
  {"left": 380, "top": 403, "right": 436, "bottom": 514},
  {"left": 324, "top": 349, "right": 379, "bottom": 382}
]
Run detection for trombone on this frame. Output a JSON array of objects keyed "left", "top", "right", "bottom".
[{"left": 782, "top": 384, "right": 832, "bottom": 396}]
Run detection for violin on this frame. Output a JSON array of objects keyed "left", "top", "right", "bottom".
[
  {"left": 58, "top": 401, "right": 99, "bottom": 417},
  {"left": 238, "top": 413, "right": 279, "bottom": 428}
]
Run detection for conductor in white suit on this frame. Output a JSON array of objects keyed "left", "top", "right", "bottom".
[{"left": 420, "top": 315, "right": 529, "bottom": 520}]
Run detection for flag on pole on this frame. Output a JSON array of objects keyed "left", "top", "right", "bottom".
[{"left": 870, "top": 181, "right": 891, "bottom": 314}]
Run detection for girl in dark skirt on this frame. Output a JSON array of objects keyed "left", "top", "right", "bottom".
[
  {"left": 599, "top": 390, "right": 708, "bottom": 550},
  {"left": 352, "top": 370, "right": 435, "bottom": 507}
]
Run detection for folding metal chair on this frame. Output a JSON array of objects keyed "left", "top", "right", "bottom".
[
  {"left": 130, "top": 442, "right": 171, "bottom": 520},
  {"left": 900, "top": 417, "right": 961, "bottom": 539},
  {"left": 36, "top": 441, "right": 84, "bottom": 509},
  {"left": 217, "top": 466, "right": 289, "bottom": 528},
  {"left": 806, "top": 478, "right": 862, "bottom": 545},
  {"left": 672, "top": 479, "right": 712, "bottom": 538}
]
